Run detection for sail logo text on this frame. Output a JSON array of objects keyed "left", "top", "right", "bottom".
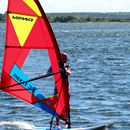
[
  {"left": 13, "top": 73, "right": 37, "bottom": 93},
  {"left": 13, "top": 73, "right": 27, "bottom": 86},
  {"left": 9, "top": 64, "right": 37, "bottom": 94},
  {"left": 10, "top": 65, "right": 45, "bottom": 100},
  {"left": 12, "top": 15, "right": 33, "bottom": 22}
]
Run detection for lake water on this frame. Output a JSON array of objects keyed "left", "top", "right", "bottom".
[{"left": 0, "top": 22, "right": 130, "bottom": 130}]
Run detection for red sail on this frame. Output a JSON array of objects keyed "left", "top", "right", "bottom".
[{"left": 1, "top": 0, "right": 70, "bottom": 121}]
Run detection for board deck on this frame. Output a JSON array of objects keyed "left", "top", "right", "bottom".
[{"left": 36, "top": 123, "right": 113, "bottom": 130}]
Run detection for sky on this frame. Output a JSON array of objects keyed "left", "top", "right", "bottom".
[{"left": 0, "top": 0, "right": 130, "bottom": 13}]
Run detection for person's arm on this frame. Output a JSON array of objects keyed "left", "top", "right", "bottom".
[
  {"left": 39, "top": 67, "right": 52, "bottom": 76},
  {"left": 46, "top": 67, "right": 52, "bottom": 74}
]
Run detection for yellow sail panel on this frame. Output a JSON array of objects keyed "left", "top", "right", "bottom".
[
  {"left": 23, "top": 0, "right": 42, "bottom": 17},
  {"left": 9, "top": 13, "right": 37, "bottom": 47}
]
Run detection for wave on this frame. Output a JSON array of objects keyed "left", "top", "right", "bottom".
[{"left": 0, "top": 121, "right": 35, "bottom": 130}]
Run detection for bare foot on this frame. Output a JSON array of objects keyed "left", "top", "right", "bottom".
[{"left": 64, "top": 124, "right": 69, "bottom": 128}]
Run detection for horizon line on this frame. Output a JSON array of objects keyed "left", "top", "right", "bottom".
[{"left": 1, "top": 11, "right": 130, "bottom": 14}]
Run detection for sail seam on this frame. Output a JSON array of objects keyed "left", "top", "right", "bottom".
[{"left": 5, "top": 46, "right": 54, "bottom": 49}]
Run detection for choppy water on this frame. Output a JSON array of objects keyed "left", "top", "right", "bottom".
[{"left": 0, "top": 22, "right": 130, "bottom": 130}]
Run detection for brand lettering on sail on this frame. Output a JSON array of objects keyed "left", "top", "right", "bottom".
[
  {"left": 13, "top": 73, "right": 27, "bottom": 87},
  {"left": 13, "top": 73, "right": 37, "bottom": 93},
  {"left": 12, "top": 15, "right": 33, "bottom": 22},
  {"left": 9, "top": 64, "right": 39, "bottom": 94}
]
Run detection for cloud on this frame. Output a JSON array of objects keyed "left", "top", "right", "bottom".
[
  {"left": 41, "top": 0, "right": 130, "bottom": 12},
  {"left": 0, "top": 0, "right": 130, "bottom": 13},
  {"left": 0, "top": 0, "right": 8, "bottom": 13}
]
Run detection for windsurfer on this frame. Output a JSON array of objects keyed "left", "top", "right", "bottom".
[
  {"left": 54, "top": 52, "right": 71, "bottom": 128},
  {"left": 39, "top": 52, "right": 71, "bottom": 128}
]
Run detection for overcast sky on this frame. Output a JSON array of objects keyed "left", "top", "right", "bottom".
[{"left": 0, "top": 0, "right": 130, "bottom": 13}]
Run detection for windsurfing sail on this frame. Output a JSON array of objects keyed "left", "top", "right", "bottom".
[{"left": 0, "top": 0, "right": 70, "bottom": 122}]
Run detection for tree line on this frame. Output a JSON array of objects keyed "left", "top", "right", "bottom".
[
  {"left": 48, "top": 16, "right": 130, "bottom": 22},
  {"left": 0, "top": 13, "right": 6, "bottom": 22},
  {"left": 1, "top": 13, "right": 130, "bottom": 23}
]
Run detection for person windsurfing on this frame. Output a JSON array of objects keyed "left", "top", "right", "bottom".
[
  {"left": 40, "top": 52, "right": 71, "bottom": 128},
  {"left": 54, "top": 52, "right": 71, "bottom": 128}
]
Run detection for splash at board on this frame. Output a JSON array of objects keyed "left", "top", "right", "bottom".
[
  {"left": 0, "top": 121, "right": 34, "bottom": 130},
  {"left": 0, "top": 0, "right": 113, "bottom": 130}
]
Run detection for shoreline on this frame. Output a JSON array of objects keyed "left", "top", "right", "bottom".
[{"left": 1, "top": 12, "right": 130, "bottom": 23}]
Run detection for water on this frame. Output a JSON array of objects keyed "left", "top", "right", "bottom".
[{"left": 0, "top": 22, "right": 130, "bottom": 130}]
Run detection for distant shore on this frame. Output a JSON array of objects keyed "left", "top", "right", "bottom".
[
  {"left": 1, "top": 12, "right": 130, "bottom": 23},
  {"left": 48, "top": 16, "right": 130, "bottom": 22}
]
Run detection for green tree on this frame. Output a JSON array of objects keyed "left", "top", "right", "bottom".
[{"left": 0, "top": 13, "right": 2, "bottom": 21}]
